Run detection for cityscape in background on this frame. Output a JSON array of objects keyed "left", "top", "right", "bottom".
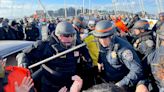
[
  {"left": 33, "top": 7, "right": 153, "bottom": 19},
  {"left": 0, "top": 0, "right": 163, "bottom": 19}
]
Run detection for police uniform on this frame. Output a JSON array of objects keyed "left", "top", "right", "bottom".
[
  {"left": 0, "top": 27, "right": 7, "bottom": 40},
  {"left": 25, "top": 23, "right": 40, "bottom": 41},
  {"left": 132, "top": 31, "right": 155, "bottom": 60},
  {"left": 48, "top": 22, "right": 56, "bottom": 35},
  {"left": 17, "top": 22, "right": 92, "bottom": 92},
  {"left": 130, "top": 20, "right": 155, "bottom": 60},
  {"left": 127, "top": 14, "right": 140, "bottom": 29},
  {"left": 147, "top": 23, "right": 164, "bottom": 92},
  {"left": 73, "top": 16, "right": 87, "bottom": 42},
  {"left": 92, "top": 20, "right": 144, "bottom": 91},
  {"left": 147, "top": 46, "right": 164, "bottom": 92},
  {"left": 98, "top": 36, "right": 144, "bottom": 88},
  {"left": 128, "top": 20, "right": 157, "bottom": 91},
  {"left": 0, "top": 19, "right": 10, "bottom": 40},
  {"left": 131, "top": 31, "right": 157, "bottom": 91}
]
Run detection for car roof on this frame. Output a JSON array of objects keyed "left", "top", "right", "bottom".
[{"left": 0, "top": 41, "right": 34, "bottom": 58}]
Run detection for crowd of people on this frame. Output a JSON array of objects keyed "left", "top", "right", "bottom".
[
  {"left": 0, "top": 12, "right": 164, "bottom": 92},
  {"left": 0, "top": 18, "right": 42, "bottom": 41}
]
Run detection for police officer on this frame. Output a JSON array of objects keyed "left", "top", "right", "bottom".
[
  {"left": 79, "top": 19, "right": 96, "bottom": 40},
  {"left": 92, "top": 20, "right": 144, "bottom": 91},
  {"left": 73, "top": 16, "right": 87, "bottom": 41},
  {"left": 0, "top": 18, "right": 3, "bottom": 27},
  {"left": 0, "top": 18, "right": 7, "bottom": 40},
  {"left": 7, "top": 20, "right": 19, "bottom": 40},
  {"left": 48, "top": 20, "right": 56, "bottom": 35},
  {"left": 82, "top": 19, "right": 100, "bottom": 85},
  {"left": 130, "top": 20, "right": 157, "bottom": 92},
  {"left": 24, "top": 22, "right": 40, "bottom": 41},
  {"left": 152, "top": 12, "right": 164, "bottom": 33},
  {"left": 17, "top": 21, "right": 92, "bottom": 92},
  {"left": 131, "top": 20, "right": 155, "bottom": 60},
  {"left": 88, "top": 20, "right": 96, "bottom": 32},
  {"left": 147, "top": 23, "right": 164, "bottom": 92},
  {"left": 127, "top": 14, "right": 140, "bottom": 29}
]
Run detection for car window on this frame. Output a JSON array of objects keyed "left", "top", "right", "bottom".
[{"left": 5, "top": 53, "right": 18, "bottom": 66}]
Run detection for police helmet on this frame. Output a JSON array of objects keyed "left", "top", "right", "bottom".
[
  {"left": 132, "top": 20, "right": 149, "bottom": 30},
  {"left": 2, "top": 18, "right": 9, "bottom": 27},
  {"left": 55, "top": 21, "right": 76, "bottom": 36},
  {"left": 88, "top": 20, "right": 96, "bottom": 28},
  {"left": 11, "top": 20, "right": 19, "bottom": 26},
  {"left": 30, "top": 22, "right": 36, "bottom": 27},
  {"left": 92, "top": 20, "right": 116, "bottom": 38},
  {"left": 159, "top": 12, "right": 164, "bottom": 17},
  {"left": 73, "top": 16, "right": 86, "bottom": 29}
]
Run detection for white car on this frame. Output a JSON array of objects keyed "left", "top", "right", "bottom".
[{"left": 0, "top": 41, "right": 34, "bottom": 66}]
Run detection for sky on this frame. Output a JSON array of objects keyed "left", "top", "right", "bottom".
[{"left": 0, "top": 0, "right": 163, "bottom": 18}]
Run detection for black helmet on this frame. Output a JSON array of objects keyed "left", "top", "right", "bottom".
[
  {"left": 73, "top": 16, "right": 86, "bottom": 29},
  {"left": 11, "top": 20, "right": 19, "bottom": 26},
  {"left": 30, "top": 22, "right": 36, "bottom": 27},
  {"left": 92, "top": 20, "right": 116, "bottom": 38},
  {"left": 132, "top": 20, "right": 149, "bottom": 30},
  {"left": 55, "top": 21, "right": 76, "bottom": 36}
]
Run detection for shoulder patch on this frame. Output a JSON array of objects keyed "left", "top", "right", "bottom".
[
  {"left": 122, "top": 49, "right": 133, "bottom": 62},
  {"left": 111, "top": 51, "right": 117, "bottom": 59},
  {"left": 145, "top": 39, "right": 154, "bottom": 47}
]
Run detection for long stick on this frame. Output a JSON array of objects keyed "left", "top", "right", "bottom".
[{"left": 28, "top": 43, "right": 86, "bottom": 69}]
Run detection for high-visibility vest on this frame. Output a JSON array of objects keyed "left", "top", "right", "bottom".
[{"left": 84, "top": 35, "right": 99, "bottom": 66}]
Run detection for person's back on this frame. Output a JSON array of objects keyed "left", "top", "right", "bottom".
[
  {"left": 7, "top": 26, "right": 17, "bottom": 40},
  {"left": 0, "top": 27, "right": 7, "bottom": 40},
  {"left": 8, "top": 20, "right": 23, "bottom": 40},
  {"left": 83, "top": 34, "right": 99, "bottom": 66},
  {"left": 25, "top": 24, "right": 39, "bottom": 41},
  {"left": 48, "top": 22, "right": 56, "bottom": 35}
]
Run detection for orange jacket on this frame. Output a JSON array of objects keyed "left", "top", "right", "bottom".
[
  {"left": 4, "top": 66, "right": 31, "bottom": 92},
  {"left": 115, "top": 20, "right": 129, "bottom": 32}
]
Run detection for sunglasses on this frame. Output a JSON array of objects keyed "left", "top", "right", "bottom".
[{"left": 61, "top": 34, "right": 74, "bottom": 37}]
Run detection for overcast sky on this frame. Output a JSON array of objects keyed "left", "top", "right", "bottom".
[{"left": 0, "top": 0, "right": 163, "bottom": 18}]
